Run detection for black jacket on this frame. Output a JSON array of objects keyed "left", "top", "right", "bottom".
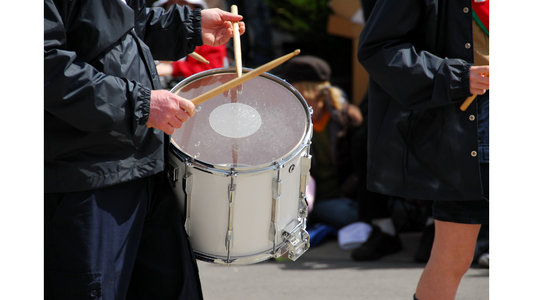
[
  {"left": 44, "top": 0, "right": 202, "bottom": 193},
  {"left": 358, "top": 0, "right": 484, "bottom": 201}
]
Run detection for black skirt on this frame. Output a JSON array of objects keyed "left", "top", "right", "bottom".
[{"left": 432, "top": 163, "right": 489, "bottom": 224}]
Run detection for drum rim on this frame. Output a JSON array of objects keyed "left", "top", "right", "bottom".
[{"left": 169, "top": 67, "right": 313, "bottom": 173}]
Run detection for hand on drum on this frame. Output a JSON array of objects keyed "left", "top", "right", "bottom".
[
  {"left": 146, "top": 90, "right": 196, "bottom": 135},
  {"left": 201, "top": 8, "right": 245, "bottom": 47}
]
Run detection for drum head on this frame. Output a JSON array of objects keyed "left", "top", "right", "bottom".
[{"left": 170, "top": 69, "right": 309, "bottom": 167}]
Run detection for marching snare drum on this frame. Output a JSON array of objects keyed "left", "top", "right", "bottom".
[{"left": 167, "top": 68, "right": 312, "bottom": 265}]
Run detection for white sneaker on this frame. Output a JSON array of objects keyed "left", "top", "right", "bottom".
[{"left": 478, "top": 252, "right": 489, "bottom": 267}]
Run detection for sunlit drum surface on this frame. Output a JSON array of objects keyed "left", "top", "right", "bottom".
[{"left": 170, "top": 69, "right": 308, "bottom": 167}]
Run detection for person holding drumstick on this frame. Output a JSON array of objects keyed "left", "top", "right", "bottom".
[
  {"left": 44, "top": 1, "right": 244, "bottom": 299},
  {"left": 357, "top": 0, "right": 489, "bottom": 299}
]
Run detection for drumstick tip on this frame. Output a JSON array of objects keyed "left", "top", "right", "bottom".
[{"left": 294, "top": 49, "right": 301, "bottom": 55}]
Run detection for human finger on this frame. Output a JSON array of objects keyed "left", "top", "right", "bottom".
[
  {"left": 218, "top": 9, "right": 243, "bottom": 22},
  {"left": 168, "top": 115, "right": 184, "bottom": 130},
  {"left": 471, "top": 73, "right": 489, "bottom": 90},
  {"left": 177, "top": 97, "right": 196, "bottom": 117},
  {"left": 470, "top": 81, "right": 487, "bottom": 95},
  {"left": 161, "top": 123, "right": 175, "bottom": 135},
  {"left": 470, "top": 88, "right": 486, "bottom": 95},
  {"left": 175, "top": 109, "right": 190, "bottom": 124},
  {"left": 238, "top": 21, "right": 245, "bottom": 35}
]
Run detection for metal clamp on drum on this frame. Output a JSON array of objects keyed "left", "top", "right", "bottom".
[{"left": 279, "top": 220, "right": 310, "bottom": 261}]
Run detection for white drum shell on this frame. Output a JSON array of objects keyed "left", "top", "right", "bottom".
[{"left": 169, "top": 147, "right": 308, "bottom": 264}]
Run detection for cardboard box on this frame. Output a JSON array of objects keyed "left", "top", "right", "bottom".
[
  {"left": 327, "top": 13, "right": 368, "bottom": 105},
  {"left": 329, "top": 0, "right": 361, "bottom": 20}
]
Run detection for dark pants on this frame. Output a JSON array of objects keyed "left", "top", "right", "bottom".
[
  {"left": 351, "top": 120, "right": 392, "bottom": 222},
  {"left": 44, "top": 174, "right": 203, "bottom": 300}
]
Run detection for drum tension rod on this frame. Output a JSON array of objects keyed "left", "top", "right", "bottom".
[
  {"left": 270, "top": 162, "right": 283, "bottom": 255},
  {"left": 183, "top": 160, "right": 193, "bottom": 237}
]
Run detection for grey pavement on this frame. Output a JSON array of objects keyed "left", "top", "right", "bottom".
[{"left": 197, "top": 232, "right": 489, "bottom": 300}]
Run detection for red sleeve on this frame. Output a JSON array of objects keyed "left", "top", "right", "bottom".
[{"left": 171, "top": 45, "right": 227, "bottom": 78}]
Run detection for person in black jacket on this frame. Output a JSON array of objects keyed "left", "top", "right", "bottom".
[
  {"left": 44, "top": 1, "right": 244, "bottom": 299},
  {"left": 357, "top": 0, "right": 489, "bottom": 299}
]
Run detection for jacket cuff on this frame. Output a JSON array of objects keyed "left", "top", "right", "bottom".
[
  {"left": 462, "top": 63, "right": 475, "bottom": 97},
  {"left": 136, "top": 86, "right": 151, "bottom": 125}
]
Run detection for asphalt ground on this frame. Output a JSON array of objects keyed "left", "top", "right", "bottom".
[{"left": 196, "top": 232, "right": 489, "bottom": 300}]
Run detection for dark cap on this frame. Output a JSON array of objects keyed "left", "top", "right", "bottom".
[{"left": 282, "top": 55, "right": 331, "bottom": 83}]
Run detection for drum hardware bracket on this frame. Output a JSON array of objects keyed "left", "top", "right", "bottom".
[
  {"left": 167, "top": 164, "right": 180, "bottom": 189},
  {"left": 280, "top": 220, "right": 310, "bottom": 261},
  {"left": 225, "top": 171, "right": 237, "bottom": 262},
  {"left": 183, "top": 160, "right": 194, "bottom": 236}
]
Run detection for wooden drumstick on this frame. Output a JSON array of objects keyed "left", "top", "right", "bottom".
[
  {"left": 190, "top": 49, "right": 301, "bottom": 105},
  {"left": 231, "top": 5, "right": 242, "bottom": 77},
  {"left": 188, "top": 52, "right": 210, "bottom": 64},
  {"left": 460, "top": 94, "right": 477, "bottom": 111}
]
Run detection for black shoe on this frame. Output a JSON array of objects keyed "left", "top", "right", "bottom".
[
  {"left": 414, "top": 223, "right": 435, "bottom": 263},
  {"left": 350, "top": 226, "right": 403, "bottom": 261}
]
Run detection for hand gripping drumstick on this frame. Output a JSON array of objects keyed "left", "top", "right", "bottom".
[
  {"left": 188, "top": 52, "right": 210, "bottom": 64},
  {"left": 190, "top": 49, "right": 301, "bottom": 105},
  {"left": 460, "top": 71, "right": 489, "bottom": 111},
  {"left": 144, "top": 52, "right": 210, "bottom": 129},
  {"left": 231, "top": 5, "right": 242, "bottom": 77}
]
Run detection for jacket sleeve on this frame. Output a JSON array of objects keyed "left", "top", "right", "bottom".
[
  {"left": 44, "top": 0, "right": 151, "bottom": 132},
  {"left": 357, "top": 0, "right": 472, "bottom": 110},
  {"left": 134, "top": 2, "right": 203, "bottom": 61}
]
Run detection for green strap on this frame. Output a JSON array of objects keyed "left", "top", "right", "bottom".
[{"left": 473, "top": 11, "right": 489, "bottom": 36}]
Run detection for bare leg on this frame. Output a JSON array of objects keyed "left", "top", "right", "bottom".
[{"left": 414, "top": 220, "right": 481, "bottom": 300}]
